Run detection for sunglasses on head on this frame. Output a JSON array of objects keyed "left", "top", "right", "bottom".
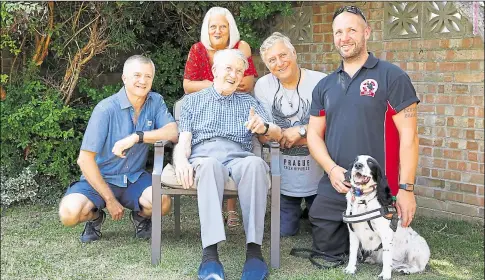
[{"left": 333, "top": 5, "right": 367, "bottom": 22}]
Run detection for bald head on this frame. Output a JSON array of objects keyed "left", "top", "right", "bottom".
[
  {"left": 332, "top": 7, "right": 371, "bottom": 62},
  {"left": 332, "top": 6, "right": 367, "bottom": 24}
]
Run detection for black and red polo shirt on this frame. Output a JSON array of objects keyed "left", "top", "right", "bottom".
[{"left": 310, "top": 52, "right": 420, "bottom": 202}]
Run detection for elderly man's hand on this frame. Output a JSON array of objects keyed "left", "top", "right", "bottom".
[
  {"left": 174, "top": 159, "right": 194, "bottom": 189},
  {"left": 245, "top": 107, "right": 266, "bottom": 134},
  {"left": 279, "top": 126, "right": 301, "bottom": 149},
  {"left": 112, "top": 134, "right": 138, "bottom": 158},
  {"left": 396, "top": 190, "right": 416, "bottom": 227}
]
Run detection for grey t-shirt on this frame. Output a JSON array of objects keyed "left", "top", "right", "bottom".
[{"left": 254, "top": 69, "right": 327, "bottom": 197}]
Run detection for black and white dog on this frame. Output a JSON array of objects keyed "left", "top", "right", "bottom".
[{"left": 343, "top": 155, "right": 430, "bottom": 280}]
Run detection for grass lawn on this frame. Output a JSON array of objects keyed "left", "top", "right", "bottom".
[{"left": 1, "top": 196, "right": 483, "bottom": 280}]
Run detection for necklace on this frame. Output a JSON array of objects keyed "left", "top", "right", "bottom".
[
  {"left": 272, "top": 68, "right": 302, "bottom": 119},
  {"left": 279, "top": 68, "right": 301, "bottom": 108},
  {"left": 282, "top": 88, "right": 296, "bottom": 108}
]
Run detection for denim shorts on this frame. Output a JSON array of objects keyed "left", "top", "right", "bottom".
[{"left": 64, "top": 172, "right": 151, "bottom": 212}]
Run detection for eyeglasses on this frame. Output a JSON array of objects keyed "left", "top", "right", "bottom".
[{"left": 333, "top": 6, "right": 367, "bottom": 22}]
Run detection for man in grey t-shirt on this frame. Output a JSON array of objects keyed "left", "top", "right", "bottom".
[{"left": 254, "top": 32, "right": 326, "bottom": 236}]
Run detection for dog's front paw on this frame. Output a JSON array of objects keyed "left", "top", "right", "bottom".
[
  {"left": 377, "top": 272, "right": 391, "bottom": 280},
  {"left": 344, "top": 265, "right": 356, "bottom": 275}
]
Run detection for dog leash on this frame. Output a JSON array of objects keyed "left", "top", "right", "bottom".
[{"left": 289, "top": 248, "right": 346, "bottom": 269}]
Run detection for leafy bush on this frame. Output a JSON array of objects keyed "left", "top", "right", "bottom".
[
  {"left": 1, "top": 75, "right": 82, "bottom": 205},
  {"left": 1, "top": 166, "right": 39, "bottom": 207},
  {"left": 149, "top": 43, "right": 186, "bottom": 108}
]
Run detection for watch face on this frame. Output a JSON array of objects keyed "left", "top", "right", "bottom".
[{"left": 299, "top": 126, "right": 306, "bottom": 136}]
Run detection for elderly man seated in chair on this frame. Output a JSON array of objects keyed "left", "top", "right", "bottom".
[{"left": 174, "top": 49, "right": 282, "bottom": 280}]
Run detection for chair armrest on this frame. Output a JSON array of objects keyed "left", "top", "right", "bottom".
[
  {"left": 153, "top": 140, "right": 173, "bottom": 175},
  {"left": 266, "top": 141, "right": 280, "bottom": 176},
  {"left": 154, "top": 140, "right": 173, "bottom": 148}
]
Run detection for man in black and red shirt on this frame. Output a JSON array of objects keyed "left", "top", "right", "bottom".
[{"left": 308, "top": 5, "right": 419, "bottom": 257}]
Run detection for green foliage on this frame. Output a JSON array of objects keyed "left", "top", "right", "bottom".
[
  {"left": 236, "top": 2, "right": 293, "bottom": 50},
  {"left": 1, "top": 75, "right": 83, "bottom": 205},
  {"left": 77, "top": 78, "right": 121, "bottom": 105},
  {"left": 0, "top": 166, "right": 39, "bottom": 207},
  {"left": 0, "top": 74, "right": 8, "bottom": 84},
  {"left": 0, "top": 2, "right": 46, "bottom": 55},
  {"left": 149, "top": 43, "right": 186, "bottom": 108}
]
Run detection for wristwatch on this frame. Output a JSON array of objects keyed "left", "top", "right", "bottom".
[
  {"left": 258, "top": 122, "right": 270, "bottom": 135},
  {"left": 135, "top": 131, "right": 144, "bottom": 143},
  {"left": 299, "top": 125, "right": 307, "bottom": 138},
  {"left": 399, "top": 183, "right": 415, "bottom": 192}
]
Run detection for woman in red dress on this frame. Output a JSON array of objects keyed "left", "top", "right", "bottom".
[
  {"left": 183, "top": 7, "right": 258, "bottom": 94},
  {"left": 183, "top": 7, "right": 259, "bottom": 228}
]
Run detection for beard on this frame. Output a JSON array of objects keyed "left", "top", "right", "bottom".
[{"left": 336, "top": 40, "right": 366, "bottom": 63}]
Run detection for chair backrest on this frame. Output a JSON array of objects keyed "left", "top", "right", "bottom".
[{"left": 173, "top": 97, "right": 185, "bottom": 122}]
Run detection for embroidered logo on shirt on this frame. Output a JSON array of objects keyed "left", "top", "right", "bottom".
[
  {"left": 360, "top": 79, "right": 378, "bottom": 97},
  {"left": 147, "top": 120, "right": 152, "bottom": 126},
  {"left": 319, "top": 109, "right": 326, "bottom": 117}
]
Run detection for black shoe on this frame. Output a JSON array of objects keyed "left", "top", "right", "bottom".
[
  {"left": 130, "top": 211, "right": 152, "bottom": 239},
  {"left": 80, "top": 210, "right": 106, "bottom": 243}
]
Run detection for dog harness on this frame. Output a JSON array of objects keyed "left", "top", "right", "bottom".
[
  {"left": 342, "top": 204, "right": 398, "bottom": 253},
  {"left": 343, "top": 204, "right": 399, "bottom": 233},
  {"left": 343, "top": 184, "right": 399, "bottom": 232}
]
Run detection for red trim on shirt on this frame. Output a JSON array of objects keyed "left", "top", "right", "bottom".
[
  {"left": 385, "top": 101, "right": 400, "bottom": 195},
  {"left": 319, "top": 109, "right": 326, "bottom": 116}
]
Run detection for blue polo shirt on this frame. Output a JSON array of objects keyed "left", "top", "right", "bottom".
[
  {"left": 310, "top": 53, "right": 419, "bottom": 202},
  {"left": 80, "top": 87, "right": 175, "bottom": 187}
]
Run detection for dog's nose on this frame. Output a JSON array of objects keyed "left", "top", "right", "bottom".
[{"left": 354, "top": 162, "right": 363, "bottom": 169}]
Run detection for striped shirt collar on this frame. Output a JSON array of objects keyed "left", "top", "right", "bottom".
[{"left": 209, "top": 86, "right": 236, "bottom": 101}]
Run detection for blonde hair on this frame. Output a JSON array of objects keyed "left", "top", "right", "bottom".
[
  {"left": 200, "top": 7, "right": 240, "bottom": 50},
  {"left": 259, "top": 32, "right": 296, "bottom": 64},
  {"left": 212, "top": 49, "right": 249, "bottom": 71}
]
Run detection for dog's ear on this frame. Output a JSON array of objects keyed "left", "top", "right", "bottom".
[
  {"left": 375, "top": 163, "right": 392, "bottom": 206},
  {"left": 349, "top": 157, "right": 357, "bottom": 171}
]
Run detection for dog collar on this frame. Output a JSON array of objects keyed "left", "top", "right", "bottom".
[{"left": 351, "top": 184, "right": 377, "bottom": 197}]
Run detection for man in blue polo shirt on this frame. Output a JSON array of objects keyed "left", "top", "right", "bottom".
[
  {"left": 308, "top": 6, "right": 419, "bottom": 258},
  {"left": 58, "top": 55, "right": 178, "bottom": 243}
]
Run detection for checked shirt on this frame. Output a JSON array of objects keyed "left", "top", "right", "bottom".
[{"left": 179, "top": 86, "right": 270, "bottom": 151}]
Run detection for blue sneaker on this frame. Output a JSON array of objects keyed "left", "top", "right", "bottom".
[
  {"left": 198, "top": 260, "right": 225, "bottom": 280},
  {"left": 241, "top": 258, "right": 269, "bottom": 280},
  {"left": 80, "top": 210, "right": 106, "bottom": 243}
]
